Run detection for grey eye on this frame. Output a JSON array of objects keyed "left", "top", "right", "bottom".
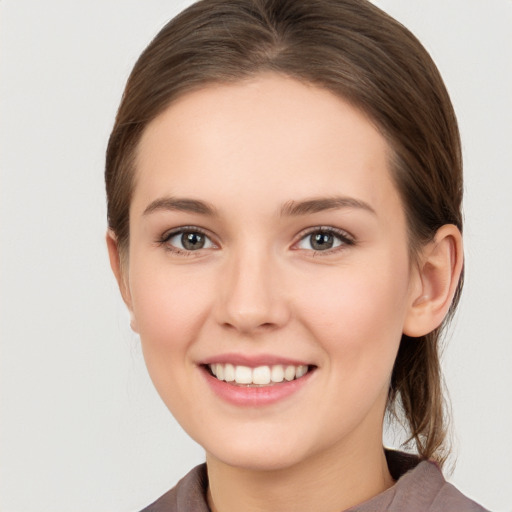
[
  {"left": 168, "top": 230, "right": 214, "bottom": 251},
  {"left": 297, "top": 230, "right": 344, "bottom": 251}
]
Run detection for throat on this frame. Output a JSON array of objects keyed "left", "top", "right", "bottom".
[{"left": 205, "top": 447, "right": 394, "bottom": 512}]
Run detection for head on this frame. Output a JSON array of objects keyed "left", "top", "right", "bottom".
[{"left": 106, "top": 0, "right": 463, "bottom": 466}]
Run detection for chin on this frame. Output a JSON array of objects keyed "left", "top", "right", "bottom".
[
  {"left": 202, "top": 432, "right": 318, "bottom": 472},
  {"left": 209, "top": 449, "right": 306, "bottom": 472}
]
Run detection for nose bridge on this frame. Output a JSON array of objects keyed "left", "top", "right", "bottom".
[{"left": 217, "top": 241, "right": 288, "bottom": 333}]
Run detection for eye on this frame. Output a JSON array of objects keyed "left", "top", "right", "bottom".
[
  {"left": 295, "top": 228, "right": 354, "bottom": 252},
  {"left": 161, "top": 228, "right": 215, "bottom": 252}
]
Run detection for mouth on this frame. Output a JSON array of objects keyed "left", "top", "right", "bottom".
[{"left": 206, "top": 363, "right": 314, "bottom": 386}]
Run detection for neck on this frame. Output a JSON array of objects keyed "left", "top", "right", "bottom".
[{"left": 206, "top": 438, "right": 394, "bottom": 512}]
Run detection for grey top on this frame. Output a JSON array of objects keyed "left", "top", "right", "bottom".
[{"left": 140, "top": 451, "right": 488, "bottom": 512}]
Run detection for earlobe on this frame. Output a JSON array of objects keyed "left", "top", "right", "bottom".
[
  {"left": 403, "top": 224, "right": 463, "bottom": 337},
  {"left": 106, "top": 230, "right": 139, "bottom": 333}
]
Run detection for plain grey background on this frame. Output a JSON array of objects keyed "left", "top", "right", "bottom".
[{"left": 1, "top": 1, "right": 511, "bottom": 511}]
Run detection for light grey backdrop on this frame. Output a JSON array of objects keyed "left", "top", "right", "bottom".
[{"left": 1, "top": 1, "right": 511, "bottom": 511}]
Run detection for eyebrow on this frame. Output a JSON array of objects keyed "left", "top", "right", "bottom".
[
  {"left": 280, "top": 196, "right": 376, "bottom": 216},
  {"left": 143, "top": 197, "right": 218, "bottom": 216},
  {"left": 143, "top": 195, "right": 375, "bottom": 218}
]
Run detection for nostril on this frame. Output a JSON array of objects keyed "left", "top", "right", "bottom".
[{"left": 221, "top": 320, "right": 279, "bottom": 333}]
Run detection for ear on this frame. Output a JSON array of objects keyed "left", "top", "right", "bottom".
[
  {"left": 106, "top": 230, "right": 138, "bottom": 333},
  {"left": 403, "top": 224, "right": 463, "bottom": 337}
]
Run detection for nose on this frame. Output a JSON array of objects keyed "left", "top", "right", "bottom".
[{"left": 215, "top": 246, "right": 290, "bottom": 334}]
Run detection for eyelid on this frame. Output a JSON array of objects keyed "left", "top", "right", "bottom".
[{"left": 160, "top": 225, "right": 210, "bottom": 241}]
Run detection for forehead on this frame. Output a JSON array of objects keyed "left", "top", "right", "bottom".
[{"left": 133, "top": 74, "right": 399, "bottom": 218}]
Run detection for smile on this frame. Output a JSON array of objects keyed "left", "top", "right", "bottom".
[{"left": 208, "top": 363, "right": 310, "bottom": 386}]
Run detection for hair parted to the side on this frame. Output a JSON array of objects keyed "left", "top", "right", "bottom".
[{"left": 105, "top": 0, "right": 463, "bottom": 466}]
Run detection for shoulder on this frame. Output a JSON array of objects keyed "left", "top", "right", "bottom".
[
  {"left": 138, "top": 464, "right": 209, "bottom": 512},
  {"left": 348, "top": 451, "right": 489, "bottom": 512},
  {"left": 393, "top": 459, "right": 489, "bottom": 512}
]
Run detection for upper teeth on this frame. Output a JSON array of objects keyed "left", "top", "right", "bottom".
[{"left": 209, "top": 363, "right": 309, "bottom": 385}]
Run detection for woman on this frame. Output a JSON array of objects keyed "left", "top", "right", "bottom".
[{"left": 105, "top": 0, "right": 487, "bottom": 510}]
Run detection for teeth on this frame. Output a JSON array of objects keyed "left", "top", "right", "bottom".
[
  {"left": 271, "top": 365, "right": 284, "bottom": 383},
  {"left": 208, "top": 363, "right": 310, "bottom": 385},
  {"left": 284, "top": 365, "right": 296, "bottom": 381},
  {"left": 253, "top": 366, "right": 271, "bottom": 385},
  {"left": 235, "top": 365, "right": 253, "bottom": 384},
  {"left": 224, "top": 363, "right": 235, "bottom": 382},
  {"left": 296, "top": 365, "right": 307, "bottom": 378}
]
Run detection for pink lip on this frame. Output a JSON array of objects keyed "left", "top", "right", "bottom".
[
  {"left": 199, "top": 353, "right": 312, "bottom": 367},
  {"left": 199, "top": 365, "right": 315, "bottom": 407}
]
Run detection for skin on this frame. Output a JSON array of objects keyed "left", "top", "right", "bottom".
[{"left": 107, "top": 74, "right": 463, "bottom": 512}]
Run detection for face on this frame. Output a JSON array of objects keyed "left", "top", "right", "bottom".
[{"left": 119, "top": 75, "right": 422, "bottom": 471}]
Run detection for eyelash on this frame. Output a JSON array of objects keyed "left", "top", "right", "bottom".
[{"left": 157, "top": 226, "right": 355, "bottom": 256}]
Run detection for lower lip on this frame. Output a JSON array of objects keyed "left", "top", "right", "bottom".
[{"left": 201, "top": 367, "right": 314, "bottom": 407}]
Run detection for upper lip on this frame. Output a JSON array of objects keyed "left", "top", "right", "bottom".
[{"left": 198, "top": 353, "right": 314, "bottom": 368}]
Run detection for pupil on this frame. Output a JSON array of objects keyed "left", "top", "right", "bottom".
[
  {"left": 312, "top": 232, "right": 333, "bottom": 250},
  {"left": 182, "top": 232, "right": 205, "bottom": 250}
]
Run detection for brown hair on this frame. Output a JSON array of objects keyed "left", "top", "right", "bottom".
[{"left": 106, "top": 0, "right": 463, "bottom": 465}]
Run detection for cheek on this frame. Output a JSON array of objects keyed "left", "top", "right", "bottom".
[
  {"left": 296, "top": 256, "right": 411, "bottom": 368},
  {"left": 130, "top": 257, "right": 212, "bottom": 332},
  {"left": 128, "top": 264, "right": 219, "bottom": 429},
  {"left": 128, "top": 261, "right": 215, "bottom": 381}
]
